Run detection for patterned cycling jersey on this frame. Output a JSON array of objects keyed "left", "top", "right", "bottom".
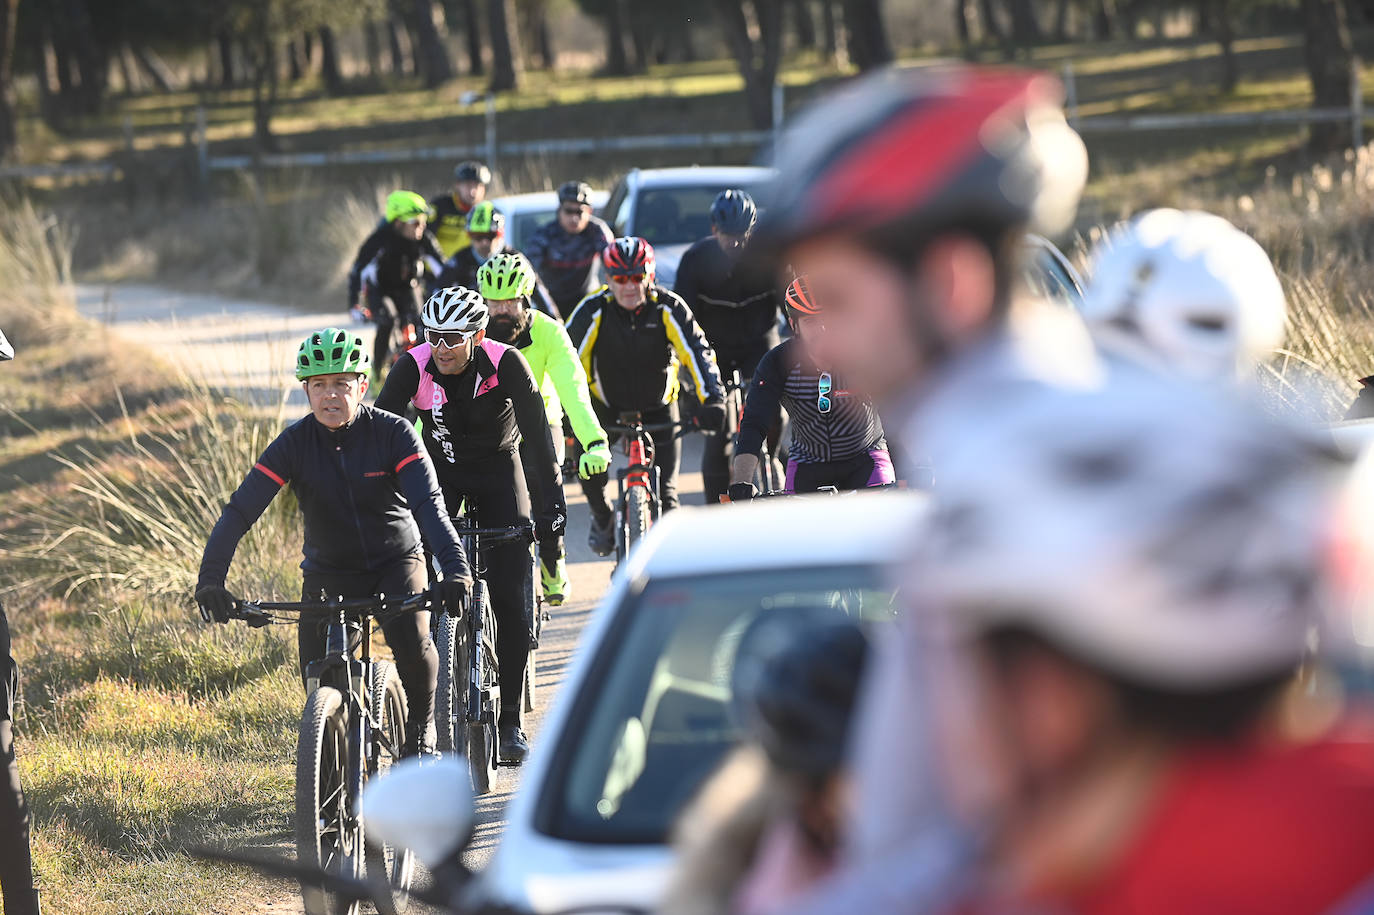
[{"left": 737, "top": 338, "right": 885, "bottom": 464}]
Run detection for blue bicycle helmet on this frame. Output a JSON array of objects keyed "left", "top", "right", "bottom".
[{"left": 710, "top": 189, "right": 758, "bottom": 236}]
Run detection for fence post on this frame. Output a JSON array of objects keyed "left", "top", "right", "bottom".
[
  {"left": 1352, "top": 66, "right": 1365, "bottom": 151},
  {"left": 772, "top": 80, "right": 785, "bottom": 142},
  {"left": 485, "top": 93, "right": 498, "bottom": 176},
  {"left": 1063, "top": 62, "right": 1080, "bottom": 133},
  {"left": 196, "top": 105, "right": 209, "bottom": 201}
]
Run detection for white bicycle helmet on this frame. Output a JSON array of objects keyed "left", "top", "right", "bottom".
[
  {"left": 909, "top": 375, "right": 1345, "bottom": 690},
  {"left": 422, "top": 285, "right": 489, "bottom": 334},
  {"left": 1081, "top": 209, "right": 1287, "bottom": 381}
]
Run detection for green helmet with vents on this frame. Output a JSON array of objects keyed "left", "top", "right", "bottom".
[
  {"left": 477, "top": 251, "right": 536, "bottom": 301},
  {"left": 385, "top": 190, "right": 430, "bottom": 224},
  {"left": 466, "top": 201, "right": 505, "bottom": 235},
  {"left": 296, "top": 327, "right": 371, "bottom": 380}
]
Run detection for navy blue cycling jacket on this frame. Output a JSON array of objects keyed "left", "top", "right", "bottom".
[{"left": 198, "top": 405, "right": 470, "bottom": 590}]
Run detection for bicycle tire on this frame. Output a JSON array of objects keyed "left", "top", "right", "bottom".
[
  {"left": 625, "top": 485, "right": 652, "bottom": 558},
  {"left": 522, "top": 547, "right": 538, "bottom": 714},
  {"left": 295, "top": 686, "right": 358, "bottom": 915},
  {"left": 432, "top": 612, "right": 469, "bottom": 756},
  {"left": 468, "top": 582, "right": 499, "bottom": 796},
  {"left": 366, "top": 661, "right": 414, "bottom": 912}
]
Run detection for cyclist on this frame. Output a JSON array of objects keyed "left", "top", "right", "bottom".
[
  {"left": 429, "top": 160, "right": 491, "bottom": 261},
  {"left": 347, "top": 190, "right": 445, "bottom": 379},
  {"left": 433, "top": 203, "right": 561, "bottom": 318},
  {"left": 877, "top": 382, "right": 1374, "bottom": 914},
  {"left": 727, "top": 276, "right": 892, "bottom": 501},
  {"left": 374, "top": 287, "right": 565, "bottom": 764},
  {"left": 477, "top": 252, "right": 611, "bottom": 606},
  {"left": 196, "top": 328, "right": 471, "bottom": 759},
  {"left": 566, "top": 237, "right": 726, "bottom": 554},
  {"left": 675, "top": 189, "right": 785, "bottom": 504},
  {"left": 525, "top": 180, "right": 614, "bottom": 317},
  {"left": 1080, "top": 208, "right": 1288, "bottom": 382}
]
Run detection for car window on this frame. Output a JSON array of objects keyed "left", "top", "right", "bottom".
[
  {"left": 1023, "top": 242, "right": 1084, "bottom": 309},
  {"left": 605, "top": 180, "right": 630, "bottom": 236},
  {"left": 509, "top": 208, "right": 554, "bottom": 252},
  {"left": 630, "top": 185, "right": 743, "bottom": 247},
  {"left": 539, "top": 566, "right": 896, "bottom": 845}
]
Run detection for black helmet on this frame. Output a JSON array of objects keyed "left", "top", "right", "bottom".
[
  {"left": 746, "top": 620, "right": 869, "bottom": 780},
  {"left": 454, "top": 160, "right": 492, "bottom": 185},
  {"left": 710, "top": 189, "right": 758, "bottom": 235},
  {"left": 558, "top": 180, "right": 594, "bottom": 207}
]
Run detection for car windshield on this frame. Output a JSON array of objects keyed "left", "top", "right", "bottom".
[
  {"left": 630, "top": 184, "right": 753, "bottom": 247},
  {"left": 505, "top": 208, "right": 554, "bottom": 252},
  {"left": 539, "top": 566, "right": 896, "bottom": 845}
]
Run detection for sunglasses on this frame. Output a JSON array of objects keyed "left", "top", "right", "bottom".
[
  {"left": 401, "top": 217, "right": 425, "bottom": 227},
  {"left": 818, "top": 372, "right": 832, "bottom": 414},
  {"left": 610, "top": 274, "right": 646, "bottom": 285},
  {"left": 426, "top": 329, "right": 474, "bottom": 349},
  {"left": 560, "top": 207, "right": 586, "bottom": 217},
  {"left": 469, "top": 233, "right": 495, "bottom": 243}
]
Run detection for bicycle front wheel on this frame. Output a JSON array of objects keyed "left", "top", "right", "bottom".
[
  {"left": 366, "top": 660, "right": 414, "bottom": 911},
  {"left": 433, "top": 612, "right": 469, "bottom": 756},
  {"left": 522, "top": 546, "right": 538, "bottom": 714},
  {"left": 625, "top": 485, "right": 652, "bottom": 558},
  {"left": 295, "top": 686, "right": 359, "bottom": 915}
]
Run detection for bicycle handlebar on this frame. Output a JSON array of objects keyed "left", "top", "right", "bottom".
[
  {"left": 451, "top": 520, "right": 536, "bottom": 545},
  {"left": 232, "top": 590, "right": 434, "bottom": 626}
]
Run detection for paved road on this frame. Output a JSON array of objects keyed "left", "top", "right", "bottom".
[{"left": 77, "top": 284, "right": 713, "bottom": 910}]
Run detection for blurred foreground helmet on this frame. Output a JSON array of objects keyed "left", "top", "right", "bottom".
[
  {"left": 1082, "top": 209, "right": 1287, "bottom": 381},
  {"left": 911, "top": 375, "right": 1346, "bottom": 690},
  {"left": 754, "top": 65, "right": 1088, "bottom": 259},
  {"left": 0, "top": 326, "right": 11, "bottom": 360}
]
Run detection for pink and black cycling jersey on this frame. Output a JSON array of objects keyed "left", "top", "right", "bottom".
[{"left": 737, "top": 339, "right": 886, "bottom": 465}]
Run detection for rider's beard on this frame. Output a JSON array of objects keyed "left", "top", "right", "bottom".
[{"left": 488, "top": 313, "right": 528, "bottom": 343}]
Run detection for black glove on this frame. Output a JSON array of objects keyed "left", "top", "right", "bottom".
[
  {"left": 195, "top": 585, "right": 237, "bottom": 624},
  {"left": 728, "top": 482, "right": 758, "bottom": 503},
  {"left": 434, "top": 577, "right": 470, "bottom": 617},
  {"left": 696, "top": 400, "right": 727, "bottom": 434},
  {"left": 535, "top": 510, "right": 566, "bottom": 544}
]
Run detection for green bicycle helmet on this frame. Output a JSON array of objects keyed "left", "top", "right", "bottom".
[
  {"left": 385, "top": 190, "right": 431, "bottom": 224},
  {"left": 477, "top": 251, "right": 536, "bottom": 301},
  {"left": 296, "top": 327, "right": 371, "bottom": 380},
  {"left": 466, "top": 201, "right": 506, "bottom": 236}
]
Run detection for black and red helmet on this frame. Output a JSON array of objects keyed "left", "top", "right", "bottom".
[
  {"left": 753, "top": 66, "right": 1087, "bottom": 259},
  {"left": 602, "top": 236, "right": 656, "bottom": 280},
  {"left": 784, "top": 275, "right": 821, "bottom": 324}
]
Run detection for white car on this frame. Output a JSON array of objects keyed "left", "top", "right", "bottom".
[
  {"left": 472, "top": 491, "right": 927, "bottom": 914},
  {"left": 491, "top": 189, "right": 611, "bottom": 255},
  {"left": 602, "top": 166, "right": 778, "bottom": 288}
]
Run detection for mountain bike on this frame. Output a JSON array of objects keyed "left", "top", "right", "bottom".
[
  {"left": 432, "top": 515, "right": 538, "bottom": 795},
  {"left": 227, "top": 591, "right": 432, "bottom": 915},
  {"left": 722, "top": 368, "right": 781, "bottom": 496},
  {"left": 604, "top": 412, "right": 698, "bottom": 564}
]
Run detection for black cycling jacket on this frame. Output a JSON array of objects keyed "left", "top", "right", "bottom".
[
  {"left": 738, "top": 339, "right": 886, "bottom": 464},
  {"left": 524, "top": 217, "right": 614, "bottom": 315},
  {"left": 674, "top": 236, "right": 782, "bottom": 370},
  {"left": 198, "top": 406, "right": 469, "bottom": 589},
  {"left": 565, "top": 285, "right": 724, "bottom": 412},
  {"left": 373, "top": 340, "right": 565, "bottom": 528},
  {"left": 347, "top": 221, "right": 445, "bottom": 306},
  {"left": 432, "top": 246, "right": 562, "bottom": 319}
]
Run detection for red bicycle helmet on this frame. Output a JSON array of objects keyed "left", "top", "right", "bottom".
[
  {"left": 602, "top": 237, "right": 656, "bottom": 279},
  {"left": 754, "top": 65, "right": 1087, "bottom": 259}
]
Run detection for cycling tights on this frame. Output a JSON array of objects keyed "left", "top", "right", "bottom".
[
  {"left": 520, "top": 431, "right": 565, "bottom": 578},
  {"left": 785, "top": 448, "right": 895, "bottom": 494}
]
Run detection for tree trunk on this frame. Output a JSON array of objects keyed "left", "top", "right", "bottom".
[
  {"left": 1212, "top": 0, "right": 1237, "bottom": 92},
  {"left": 487, "top": 0, "right": 521, "bottom": 91},
  {"left": 319, "top": 27, "right": 344, "bottom": 93},
  {"left": 0, "top": 0, "right": 16, "bottom": 159},
  {"left": 793, "top": 0, "right": 818, "bottom": 47},
  {"left": 132, "top": 44, "right": 176, "bottom": 91},
  {"left": 979, "top": 0, "right": 1007, "bottom": 41},
  {"left": 1008, "top": 0, "right": 1043, "bottom": 45},
  {"left": 61, "top": 0, "right": 107, "bottom": 114},
  {"left": 713, "top": 0, "right": 784, "bottom": 129},
  {"left": 217, "top": 30, "right": 236, "bottom": 87},
  {"left": 411, "top": 0, "right": 456, "bottom": 87},
  {"left": 250, "top": 39, "right": 280, "bottom": 152},
  {"left": 364, "top": 19, "right": 384, "bottom": 76},
  {"left": 117, "top": 46, "right": 139, "bottom": 94},
  {"left": 1303, "top": 0, "right": 1359, "bottom": 151},
  {"left": 386, "top": 17, "right": 409, "bottom": 77},
  {"left": 842, "top": 0, "right": 892, "bottom": 70},
  {"left": 522, "top": 0, "right": 555, "bottom": 69},
  {"left": 821, "top": 0, "right": 848, "bottom": 65},
  {"left": 1053, "top": 0, "right": 1071, "bottom": 39},
  {"left": 1092, "top": 0, "right": 1116, "bottom": 38},
  {"left": 302, "top": 31, "right": 316, "bottom": 72},
  {"left": 627, "top": 8, "right": 652, "bottom": 73},
  {"left": 681, "top": 19, "right": 699, "bottom": 61},
  {"left": 286, "top": 39, "right": 304, "bottom": 81},
  {"left": 459, "top": 0, "right": 485, "bottom": 75},
  {"left": 601, "top": 1, "right": 632, "bottom": 76}
]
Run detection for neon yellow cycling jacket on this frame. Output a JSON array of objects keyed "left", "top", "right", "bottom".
[{"left": 520, "top": 310, "right": 607, "bottom": 447}]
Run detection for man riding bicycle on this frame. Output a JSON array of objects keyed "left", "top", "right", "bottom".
[
  {"left": 477, "top": 251, "right": 610, "bottom": 606},
  {"left": 347, "top": 190, "right": 445, "bottom": 379},
  {"left": 727, "top": 277, "right": 893, "bottom": 501},
  {"left": 374, "top": 287, "right": 565, "bottom": 763},
  {"left": 428, "top": 160, "right": 491, "bottom": 261},
  {"left": 674, "top": 189, "right": 784, "bottom": 503},
  {"left": 433, "top": 203, "right": 560, "bottom": 318},
  {"left": 565, "top": 237, "right": 726, "bottom": 554},
  {"left": 526, "top": 180, "right": 614, "bottom": 317},
  {"left": 196, "top": 329, "right": 470, "bottom": 759}
]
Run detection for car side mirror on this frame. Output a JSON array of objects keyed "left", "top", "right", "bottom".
[{"left": 360, "top": 757, "right": 475, "bottom": 869}]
